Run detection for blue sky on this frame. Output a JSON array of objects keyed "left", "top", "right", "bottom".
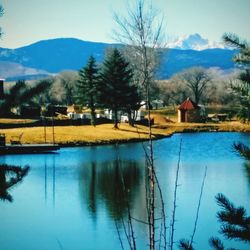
[{"left": 0, "top": 0, "right": 249, "bottom": 48}]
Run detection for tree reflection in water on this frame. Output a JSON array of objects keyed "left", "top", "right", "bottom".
[
  {"left": 79, "top": 159, "right": 145, "bottom": 221},
  {"left": 0, "top": 164, "right": 29, "bottom": 202}
]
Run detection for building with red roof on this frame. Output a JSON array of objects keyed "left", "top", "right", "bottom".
[{"left": 178, "top": 97, "right": 201, "bottom": 122}]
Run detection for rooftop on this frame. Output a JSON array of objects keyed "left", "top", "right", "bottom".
[{"left": 178, "top": 98, "right": 200, "bottom": 110}]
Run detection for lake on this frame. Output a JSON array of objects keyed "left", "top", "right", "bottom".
[{"left": 0, "top": 132, "right": 250, "bottom": 250}]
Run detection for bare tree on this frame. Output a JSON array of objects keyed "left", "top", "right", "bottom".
[
  {"left": 156, "top": 77, "right": 191, "bottom": 106},
  {"left": 113, "top": 0, "right": 165, "bottom": 98},
  {"left": 180, "top": 67, "right": 211, "bottom": 104},
  {"left": 113, "top": 0, "right": 166, "bottom": 249},
  {"left": 50, "top": 71, "right": 78, "bottom": 105},
  {"left": 157, "top": 69, "right": 238, "bottom": 107}
]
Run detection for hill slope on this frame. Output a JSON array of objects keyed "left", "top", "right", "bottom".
[{"left": 0, "top": 38, "right": 237, "bottom": 80}]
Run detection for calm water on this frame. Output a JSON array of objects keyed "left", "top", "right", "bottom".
[{"left": 0, "top": 132, "right": 250, "bottom": 250}]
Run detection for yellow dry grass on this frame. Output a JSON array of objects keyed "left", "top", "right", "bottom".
[
  {"left": 0, "top": 123, "right": 166, "bottom": 145},
  {"left": 155, "top": 120, "right": 250, "bottom": 134},
  {"left": 0, "top": 118, "right": 36, "bottom": 124},
  {"left": 1, "top": 119, "right": 250, "bottom": 146}
]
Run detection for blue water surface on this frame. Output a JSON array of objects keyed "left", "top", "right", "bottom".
[{"left": 0, "top": 132, "right": 250, "bottom": 250}]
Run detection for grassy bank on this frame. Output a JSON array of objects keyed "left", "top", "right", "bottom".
[
  {"left": 1, "top": 121, "right": 250, "bottom": 146},
  {"left": 0, "top": 123, "right": 166, "bottom": 146}
]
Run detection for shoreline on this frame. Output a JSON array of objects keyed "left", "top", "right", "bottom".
[{"left": 1, "top": 121, "right": 250, "bottom": 148}]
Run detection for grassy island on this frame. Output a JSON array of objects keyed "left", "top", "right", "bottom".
[{"left": 1, "top": 118, "right": 250, "bottom": 146}]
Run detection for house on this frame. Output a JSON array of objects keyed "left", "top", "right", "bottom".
[
  {"left": 67, "top": 105, "right": 107, "bottom": 120},
  {"left": 178, "top": 98, "right": 203, "bottom": 123},
  {"left": 67, "top": 105, "right": 84, "bottom": 119},
  {"left": 81, "top": 108, "right": 103, "bottom": 119},
  {"left": 120, "top": 110, "right": 145, "bottom": 123},
  {"left": 104, "top": 109, "right": 145, "bottom": 123},
  {"left": 103, "top": 109, "right": 122, "bottom": 121}
]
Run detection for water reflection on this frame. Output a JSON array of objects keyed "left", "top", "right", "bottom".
[
  {"left": 43, "top": 155, "right": 56, "bottom": 207},
  {"left": 0, "top": 133, "right": 250, "bottom": 250},
  {"left": 0, "top": 164, "right": 29, "bottom": 202},
  {"left": 79, "top": 159, "right": 145, "bottom": 221}
]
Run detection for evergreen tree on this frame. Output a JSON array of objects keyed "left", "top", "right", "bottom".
[
  {"left": 78, "top": 56, "right": 99, "bottom": 126},
  {"left": 215, "top": 193, "right": 250, "bottom": 243},
  {"left": 99, "top": 48, "right": 135, "bottom": 128},
  {"left": 223, "top": 33, "right": 250, "bottom": 122},
  {"left": 179, "top": 193, "right": 250, "bottom": 250},
  {"left": 0, "top": 79, "right": 51, "bottom": 116},
  {"left": 123, "top": 83, "right": 141, "bottom": 126},
  {"left": 0, "top": 164, "right": 29, "bottom": 202},
  {"left": 233, "top": 142, "right": 250, "bottom": 160},
  {"left": 209, "top": 193, "right": 250, "bottom": 250}
]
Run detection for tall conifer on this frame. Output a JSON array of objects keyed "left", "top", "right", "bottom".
[
  {"left": 100, "top": 48, "right": 138, "bottom": 128},
  {"left": 78, "top": 56, "right": 99, "bottom": 126}
]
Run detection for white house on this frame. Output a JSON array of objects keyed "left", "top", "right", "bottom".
[
  {"left": 105, "top": 109, "right": 144, "bottom": 123},
  {"left": 67, "top": 105, "right": 84, "bottom": 120},
  {"left": 67, "top": 105, "right": 103, "bottom": 120}
]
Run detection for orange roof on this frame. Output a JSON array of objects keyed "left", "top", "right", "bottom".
[{"left": 178, "top": 98, "right": 200, "bottom": 110}]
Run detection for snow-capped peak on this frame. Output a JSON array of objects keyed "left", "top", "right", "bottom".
[{"left": 167, "top": 33, "right": 225, "bottom": 50}]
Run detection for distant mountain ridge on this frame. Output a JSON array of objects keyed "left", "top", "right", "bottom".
[
  {"left": 167, "top": 33, "right": 226, "bottom": 50},
  {"left": 0, "top": 37, "right": 237, "bottom": 81}
]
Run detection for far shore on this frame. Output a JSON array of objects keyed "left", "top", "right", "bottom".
[{"left": 1, "top": 120, "right": 250, "bottom": 147}]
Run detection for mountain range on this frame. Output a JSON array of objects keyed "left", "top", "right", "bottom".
[
  {"left": 167, "top": 33, "right": 226, "bottom": 50},
  {"left": 0, "top": 34, "right": 237, "bottom": 81}
]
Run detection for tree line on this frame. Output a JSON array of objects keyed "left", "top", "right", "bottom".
[
  {"left": 1, "top": 2, "right": 250, "bottom": 124},
  {"left": 77, "top": 49, "right": 141, "bottom": 128},
  {"left": 0, "top": 48, "right": 142, "bottom": 128}
]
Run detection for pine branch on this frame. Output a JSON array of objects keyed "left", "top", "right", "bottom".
[
  {"left": 19, "top": 80, "right": 51, "bottom": 103},
  {"left": 216, "top": 193, "right": 235, "bottom": 213},
  {"left": 223, "top": 33, "right": 247, "bottom": 50},
  {"left": 215, "top": 193, "right": 250, "bottom": 242},
  {"left": 178, "top": 239, "right": 194, "bottom": 250},
  {"left": 216, "top": 193, "right": 248, "bottom": 226},
  {"left": 233, "top": 142, "right": 250, "bottom": 160},
  {"left": 209, "top": 237, "right": 225, "bottom": 250},
  {"left": 220, "top": 224, "right": 250, "bottom": 242}
]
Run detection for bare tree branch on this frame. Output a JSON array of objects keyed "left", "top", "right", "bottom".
[
  {"left": 169, "top": 139, "right": 182, "bottom": 250},
  {"left": 189, "top": 166, "right": 207, "bottom": 247}
]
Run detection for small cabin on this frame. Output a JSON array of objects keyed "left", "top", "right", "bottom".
[{"left": 178, "top": 98, "right": 201, "bottom": 123}]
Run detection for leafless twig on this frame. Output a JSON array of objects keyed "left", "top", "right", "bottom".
[
  {"left": 189, "top": 166, "right": 207, "bottom": 248},
  {"left": 169, "top": 139, "right": 183, "bottom": 250}
]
